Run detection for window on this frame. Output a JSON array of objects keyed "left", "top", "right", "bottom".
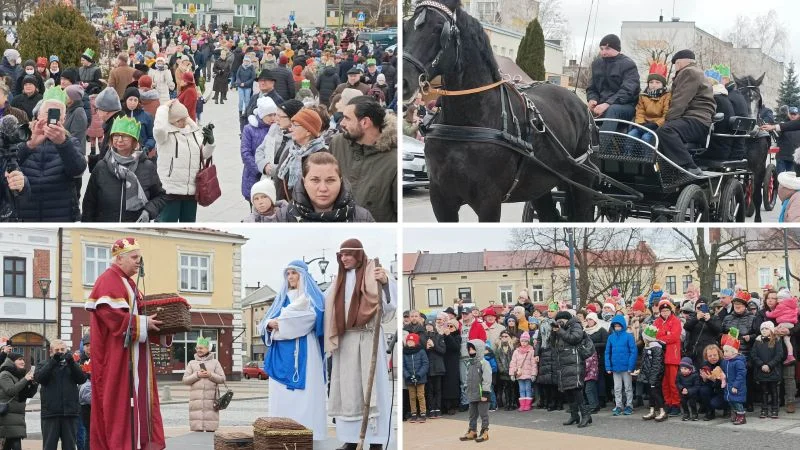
[
  {"left": 84, "top": 245, "right": 110, "bottom": 285},
  {"left": 3, "top": 257, "right": 25, "bottom": 297},
  {"left": 427, "top": 289, "right": 443, "bottom": 307},
  {"left": 458, "top": 287, "right": 472, "bottom": 301},
  {"left": 630, "top": 281, "right": 641, "bottom": 297},
  {"left": 727, "top": 273, "right": 736, "bottom": 289},
  {"left": 171, "top": 329, "right": 218, "bottom": 371},
  {"left": 682, "top": 275, "right": 693, "bottom": 293},
  {"left": 758, "top": 268, "right": 772, "bottom": 289},
  {"left": 548, "top": 76, "right": 562, "bottom": 85},
  {"left": 180, "top": 253, "right": 211, "bottom": 292},
  {"left": 499, "top": 285, "right": 513, "bottom": 305},
  {"left": 235, "top": 4, "right": 257, "bottom": 16},
  {"left": 665, "top": 276, "right": 677, "bottom": 295},
  {"left": 713, "top": 274, "right": 721, "bottom": 292},
  {"left": 530, "top": 284, "right": 544, "bottom": 302}
]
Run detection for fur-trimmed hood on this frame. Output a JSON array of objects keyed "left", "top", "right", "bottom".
[{"left": 375, "top": 112, "right": 397, "bottom": 153}]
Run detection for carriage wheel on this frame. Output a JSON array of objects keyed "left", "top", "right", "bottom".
[
  {"left": 719, "top": 179, "right": 746, "bottom": 222},
  {"left": 763, "top": 164, "right": 778, "bottom": 211},
  {"left": 674, "top": 185, "right": 710, "bottom": 222},
  {"left": 522, "top": 202, "right": 537, "bottom": 222},
  {"left": 743, "top": 177, "right": 755, "bottom": 218}
]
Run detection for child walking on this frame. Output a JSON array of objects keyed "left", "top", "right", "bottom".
[
  {"left": 676, "top": 357, "right": 701, "bottom": 421},
  {"left": 605, "top": 316, "right": 638, "bottom": 415},
  {"left": 765, "top": 289, "right": 797, "bottom": 365},
  {"left": 752, "top": 322, "right": 784, "bottom": 419},
  {"left": 403, "top": 333, "right": 430, "bottom": 423},
  {"left": 637, "top": 325, "right": 668, "bottom": 422},
  {"left": 459, "top": 340, "right": 492, "bottom": 443},
  {"left": 509, "top": 331, "right": 538, "bottom": 412},
  {"left": 721, "top": 329, "right": 748, "bottom": 425}
]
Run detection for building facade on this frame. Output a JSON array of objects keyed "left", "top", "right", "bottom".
[
  {"left": 59, "top": 228, "right": 247, "bottom": 380},
  {"left": 241, "top": 283, "right": 277, "bottom": 363},
  {"left": 262, "top": 0, "right": 326, "bottom": 28},
  {"left": 0, "top": 229, "right": 59, "bottom": 367},
  {"left": 481, "top": 23, "right": 568, "bottom": 85}
]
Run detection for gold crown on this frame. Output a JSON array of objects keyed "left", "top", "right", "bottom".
[{"left": 112, "top": 237, "right": 140, "bottom": 257}]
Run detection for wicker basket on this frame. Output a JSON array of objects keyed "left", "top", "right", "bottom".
[
  {"left": 214, "top": 431, "right": 254, "bottom": 450},
  {"left": 253, "top": 417, "right": 313, "bottom": 450},
  {"left": 142, "top": 294, "right": 192, "bottom": 335}
]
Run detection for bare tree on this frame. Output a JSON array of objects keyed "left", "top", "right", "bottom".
[
  {"left": 628, "top": 28, "right": 681, "bottom": 81},
  {"left": 537, "top": 0, "right": 569, "bottom": 40},
  {"left": 671, "top": 228, "right": 747, "bottom": 300},
  {"left": 7, "top": 0, "right": 35, "bottom": 21},
  {"left": 725, "top": 10, "right": 788, "bottom": 61}
]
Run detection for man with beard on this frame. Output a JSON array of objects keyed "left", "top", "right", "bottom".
[
  {"left": 325, "top": 239, "right": 397, "bottom": 450},
  {"left": 329, "top": 96, "right": 396, "bottom": 222}
]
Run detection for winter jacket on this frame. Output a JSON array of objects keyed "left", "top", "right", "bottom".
[
  {"left": 537, "top": 318, "right": 556, "bottom": 385},
  {"left": 269, "top": 178, "right": 374, "bottom": 222},
  {"left": 140, "top": 90, "right": 161, "bottom": 118},
  {"left": 634, "top": 92, "right": 672, "bottom": 127},
  {"left": 551, "top": 317, "right": 585, "bottom": 392},
  {"left": 81, "top": 151, "right": 166, "bottom": 222},
  {"left": 78, "top": 379, "right": 91, "bottom": 406},
  {"left": 750, "top": 337, "right": 784, "bottom": 383},
  {"left": 0, "top": 101, "right": 30, "bottom": 123},
  {"left": 14, "top": 136, "right": 86, "bottom": 222},
  {"left": 151, "top": 67, "right": 176, "bottom": 103},
  {"left": 494, "top": 342, "right": 515, "bottom": 380},
  {"left": 34, "top": 355, "right": 87, "bottom": 418},
  {"left": 240, "top": 119, "right": 271, "bottom": 200},
  {"left": 484, "top": 323, "right": 506, "bottom": 349},
  {"left": 586, "top": 54, "right": 641, "bottom": 106},
  {"left": 0, "top": 59, "right": 24, "bottom": 91},
  {"left": 587, "top": 326, "right": 608, "bottom": 371},
  {"left": 108, "top": 65, "right": 136, "bottom": 99},
  {"left": 665, "top": 63, "right": 716, "bottom": 127},
  {"left": 178, "top": 85, "right": 199, "bottom": 122},
  {"left": 182, "top": 353, "right": 226, "bottom": 432},
  {"left": 778, "top": 185, "right": 800, "bottom": 222},
  {"left": 676, "top": 370, "right": 701, "bottom": 397},
  {"left": 78, "top": 64, "right": 103, "bottom": 96},
  {"left": 153, "top": 103, "right": 215, "bottom": 196},
  {"left": 272, "top": 66, "right": 296, "bottom": 101},
  {"left": 698, "top": 360, "right": 723, "bottom": 392},
  {"left": 122, "top": 107, "right": 157, "bottom": 152},
  {"left": 426, "top": 331, "right": 446, "bottom": 377},
  {"left": 585, "top": 352, "right": 599, "bottom": 381},
  {"left": 484, "top": 345, "right": 498, "bottom": 373},
  {"left": 212, "top": 58, "right": 231, "bottom": 93},
  {"left": 638, "top": 342, "right": 665, "bottom": 386},
  {"left": 10, "top": 92, "right": 42, "bottom": 120},
  {"left": 722, "top": 354, "right": 747, "bottom": 403},
  {"left": 605, "top": 316, "right": 638, "bottom": 372},
  {"left": 316, "top": 66, "right": 340, "bottom": 106},
  {"left": 442, "top": 331, "right": 462, "bottom": 401},
  {"left": 509, "top": 345, "right": 537, "bottom": 380},
  {"left": 766, "top": 297, "right": 799, "bottom": 325},
  {"left": 235, "top": 65, "right": 257, "bottom": 88},
  {"left": 683, "top": 313, "right": 719, "bottom": 367},
  {"left": 654, "top": 313, "right": 682, "bottom": 365},
  {"left": 64, "top": 100, "right": 89, "bottom": 150},
  {"left": 721, "top": 310, "right": 756, "bottom": 354},
  {"left": 776, "top": 122, "right": 800, "bottom": 162},
  {"left": 0, "top": 358, "right": 38, "bottom": 439},
  {"left": 333, "top": 81, "right": 370, "bottom": 98},
  {"left": 403, "top": 344, "right": 429, "bottom": 385},
  {"left": 465, "top": 340, "right": 492, "bottom": 403},
  {"left": 328, "top": 116, "right": 397, "bottom": 222}
]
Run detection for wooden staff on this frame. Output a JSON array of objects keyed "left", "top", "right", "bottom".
[{"left": 357, "top": 258, "right": 386, "bottom": 450}]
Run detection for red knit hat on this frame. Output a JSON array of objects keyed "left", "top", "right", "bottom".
[
  {"left": 406, "top": 333, "right": 420, "bottom": 346},
  {"left": 632, "top": 296, "right": 646, "bottom": 312},
  {"left": 482, "top": 307, "right": 496, "bottom": 318},
  {"left": 586, "top": 303, "right": 598, "bottom": 314},
  {"left": 657, "top": 298, "right": 674, "bottom": 311},
  {"left": 138, "top": 75, "right": 153, "bottom": 89},
  {"left": 36, "top": 57, "right": 47, "bottom": 68},
  {"left": 279, "top": 55, "right": 288, "bottom": 65}
]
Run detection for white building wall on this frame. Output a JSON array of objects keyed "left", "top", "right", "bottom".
[
  {"left": 259, "top": 0, "right": 326, "bottom": 28},
  {"left": 0, "top": 229, "right": 59, "bottom": 324}
]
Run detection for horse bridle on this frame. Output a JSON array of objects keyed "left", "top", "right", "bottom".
[{"left": 404, "top": 0, "right": 461, "bottom": 90}]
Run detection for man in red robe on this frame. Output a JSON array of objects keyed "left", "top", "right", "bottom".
[{"left": 85, "top": 237, "right": 167, "bottom": 450}]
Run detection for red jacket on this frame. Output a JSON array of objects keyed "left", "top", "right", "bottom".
[
  {"left": 461, "top": 319, "right": 487, "bottom": 343},
  {"left": 654, "top": 314, "right": 682, "bottom": 365},
  {"left": 178, "top": 85, "right": 198, "bottom": 122}
]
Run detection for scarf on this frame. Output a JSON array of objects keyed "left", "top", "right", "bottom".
[
  {"left": 584, "top": 320, "right": 604, "bottom": 335},
  {"left": 285, "top": 179, "right": 358, "bottom": 222},
  {"left": 104, "top": 149, "right": 148, "bottom": 213},
  {"left": 277, "top": 137, "right": 327, "bottom": 190},
  {"left": 645, "top": 87, "right": 667, "bottom": 99}
]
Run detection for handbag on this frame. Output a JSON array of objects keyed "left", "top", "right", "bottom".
[
  {"left": 213, "top": 381, "right": 234, "bottom": 411},
  {"left": 0, "top": 399, "right": 11, "bottom": 416},
  {"left": 194, "top": 132, "right": 221, "bottom": 206}
]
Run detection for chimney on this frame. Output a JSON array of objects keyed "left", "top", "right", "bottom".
[
  {"left": 659, "top": 10, "right": 664, "bottom": 22},
  {"left": 671, "top": 17, "right": 680, "bottom": 22}
]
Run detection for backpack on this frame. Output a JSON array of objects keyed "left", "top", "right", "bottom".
[{"left": 577, "top": 331, "right": 597, "bottom": 361}]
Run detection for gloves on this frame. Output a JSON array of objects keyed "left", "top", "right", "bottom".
[
  {"left": 530, "top": 375, "right": 537, "bottom": 383},
  {"left": 136, "top": 211, "right": 150, "bottom": 223},
  {"left": 202, "top": 124, "right": 215, "bottom": 145}
]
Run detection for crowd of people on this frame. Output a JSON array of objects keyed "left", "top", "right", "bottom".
[
  {"left": 0, "top": 18, "right": 398, "bottom": 223},
  {"left": 402, "top": 282, "right": 800, "bottom": 442}
]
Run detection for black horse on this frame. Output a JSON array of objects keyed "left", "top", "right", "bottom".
[
  {"left": 402, "top": 0, "right": 599, "bottom": 222},
  {"left": 733, "top": 73, "right": 772, "bottom": 222}
]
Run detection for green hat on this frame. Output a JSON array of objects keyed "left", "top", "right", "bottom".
[
  {"left": 42, "top": 86, "right": 68, "bottom": 105},
  {"left": 110, "top": 117, "right": 141, "bottom": 141},
  {"left": 547, "top": 301, "right": 559, "bottom": 312},
  {"left": 642, "top": 324, "right": 658, "bottom": 341},
  {"left": 366, "top": 58, "right": 377, "bottom": 66},
  {"left": 727, "top": 327, "right": 739, "bottom": 340},
  {"left": 81, "top": 48, "right": 96, "bottom": 62},
  {"left": 196, "top": 336, "right": 210, "bottom": 348},
  {"left": 301, "top": 79, "right": 311, "bottom": 89}
]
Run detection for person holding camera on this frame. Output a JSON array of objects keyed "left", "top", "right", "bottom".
[
  {"left": 182, "top": 337, "right": 226, "bottom": 432},
  {"left": 34, "top": 339, "right": 87, "bottom": 450},
  {"left": 0, "top": 352, "right": 39, "bottom": 450}
]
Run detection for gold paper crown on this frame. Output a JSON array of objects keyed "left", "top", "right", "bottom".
[{"left": 112, "top": 237, "right": 140, "bottom": 257}]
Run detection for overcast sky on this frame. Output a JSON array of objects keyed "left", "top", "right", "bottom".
[
  {"left": 225, "top": 227, "right": 397, "bottom": 293},
  {"left": 557, "top": 0, "right": 799, "bottom": 63}
]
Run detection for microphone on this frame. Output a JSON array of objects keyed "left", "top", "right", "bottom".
[
  {"left": 0, "top": 115, "right": 19, "bottom": 136},
  {"left": 779, "top": 105, "right": 790, "bottom": 116}
]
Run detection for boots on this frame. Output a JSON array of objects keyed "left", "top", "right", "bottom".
[
  {"left": 523, "top": 398, "right": 532, "bottom": 411},
  {"left": 562, "top": 403, "right": 580, "bottom": 426},
  {"left": 459, "top": 430, "right": 477, "bottom": 441},
  {"left": 475, "top": 428, "right": 489, "bottom": 443},
  {"left": 787, "top": 403, "right": 796, "bottom": 413},
  {"left": 759, "top": 407, "right": 768, "bottom": 419},
  {"left": 771, "top": 407, "right": 779, "bottom": 419},
  {"left": 577, "top": 405, "right": 592, "bottom": 428},
  {"left": 517, "top": 398, "right": 526, "bottom": 412},
  {"left": 642, "top": 407, "right": 656, "bottom": 420},
  {"left": 690, "top": 403, "right": 699, "bottom": 421},
  {"left": 681, "top": 407, "right": 690, "bottom": 421},
  {"left": 729, "top": 409, "right": 736, "bottom": 422},
  {"left": 733, "top": 412, "right": 746, "bottom": 425},
  {"left": 654, "top": 408, "right": 668, "bottom": 422},
  {"left": 703, "top": 409, "right": 716, "bottom": 421}
]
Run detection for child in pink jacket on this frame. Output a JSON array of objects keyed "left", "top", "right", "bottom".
[
  {"left": 509, "top": 331, "right": 538, "bottom": 411},
  {"left": 766, "top": 289, "right": 798, "bottom": 365}
]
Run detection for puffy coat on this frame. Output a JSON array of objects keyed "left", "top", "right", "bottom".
[
  {"left": 10, "top": 92, "right": 42, "bottom": 120},
  {"left": 634, "top": 92, "right": 671, "bottom": 127},
  {"left": 536, "top": 317, "right": 556, "bottom": 385},
  {"left": 122, "top": 107, "right": 157, "bottom": 152},
  {"left": 465, "top": 340, "right": 492, "bottom": 403},
  {"left": 766, "top": 298, "right": 799, "bottom": 325},
  {"left": 316, "top": 66, "right": 340, "bottom": 106},
  {"left": 81, "top": 151, "right": 166, "bottom": 222},
  {"left": 64, "top": 100, "right": 89, "bottom": 151},
  {"left": 778, "top": 186, "right": 800, "bottom": 222},
  {"left": 750, "top": 337, "right": 784, "bottom": 383},
  {"left": 683, "top": 313, "right": 719, "bottom": 367},
  {"left": 235, "top": 65, "right": 256, "bottom": 88},
  {"left": 240, "top": 119, "right": 270, "bottom": 200},
  {"left": 153, "top": 103, "right": 215, "bottom": 196},
  {"left": 178, "top": 85, "right": 199, "bottom": 122},
  {"left": 654, "top": 313, "right": 682, "bottom": 365},
  {"left": 484, "top": 346, "right": 497, "bottom": 373},
  {"left": 551, "top": 317, "right": 585, "bottom": 392},
  {"left": 508, "top": 345, "right": 537, "bottom": 380},
  {"left": 15, "top": 137, "right": 87, "bottom": 222},
  {"left": 151, "top": 67, "right": 176, "bottom": 103},
  {"left": 586, "top": 54, "right": 641, "bottom": 106},
  {"left": 182, "top": 353, "right": 226, "bottom": 432},
  {"left": 34, "top": 356, "right": 87, "bottom": 418},
  {"left": 442, "top": 331, "right": 461, "bottom": 402},
  {"left": 0, "top": 359, "right": 39, "bottom": 439},
  {"left": 676, "top": 370, "right": 701, "bottom": 397},
  {"left": 425, "top": 331, "right": 446, "bottom": 377},
  {"left": 402, "top": 344, "right": 429, "bottom": 385},
  {"left": 605, "top": 316, "right": 637, "bottom": 372},
  {"left": 212, "top": 58, "right": 231, "bottom": 93},
  {"left": 585, "top": 352, "right": 599, "bottom": 381},
  {"left": 638, "top": 343, "right": 665, "bottom": 386},
  {"left": 721, "top": 311, "right": 756, "bottom": 354},
  {"left": 272, "top": 66, "right": 296, "bottom": 101},
  {"left": 722, "top": 354, "right": 747, "bottom": 403},
  {"left": 494, "top": 342, "right": 515, "bottom": 380},
  {"left": 588, "top": 326, "right": 608, "bottom": 372}
]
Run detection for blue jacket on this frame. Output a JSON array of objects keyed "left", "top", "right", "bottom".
[
  {"left": 722, "top": 354, "right": 747, "bottom": 403},
  {"left": 604, "top": 316, "right": 638, "bottom": 372},
  {"left": 403, "top": 345, "right": 429, "bottom": 385},
  {"left": 125, "top": 108, "right": 156, "bottom": 152},
  {"left": 675, "top": 370, "right": 701, "bottom": 397},
  {"left": 235, "top": 65, "right": 256, "bottom": 88},
  {"left": 484, "top": 344, "right": 498, "bottom": 374}
]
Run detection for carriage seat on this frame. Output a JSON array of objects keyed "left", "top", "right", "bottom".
[{"left": 694, "top": 158, "right": 749, "bottom": 171}]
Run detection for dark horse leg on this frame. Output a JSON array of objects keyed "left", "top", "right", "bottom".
[
  {"left": 564, "top": 171, "right": 596, "bottom": 222},
  {"left": 532, "top": 193, "right": 563, "bottom": 222},
  {"left": 747, "top": 136, "right": 770, "bottom": 223},
  {"left": 430, "top": 183, "right": 464, "bottom": 222}
]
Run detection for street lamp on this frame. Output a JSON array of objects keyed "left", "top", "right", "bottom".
[
  {"left": 38, "top": 278, "right": 51, "bottom": 355},
  {"left": 304, "top": 250, "right": 330, "bottom": 280}
]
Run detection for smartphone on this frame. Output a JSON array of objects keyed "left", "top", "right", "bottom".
[
  {"left": 47, "top": 108, "right": 60, "bottom": 125},
  {"left": 199, "top": 363, "right": 207, "bottom": 371},
  {"left": 28, "top": 365, "right": 35, "bottom": 376},
  {"left": 699, "top": 303, "right": 709, "bottom": 314}
]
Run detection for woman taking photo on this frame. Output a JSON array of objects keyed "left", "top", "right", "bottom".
[
  {"left": 0, "top": 353, "right": 38, "bottom": 450},
  {"left": 275, "top": 108, "right": 328, "bottom": 200},
  {"left": 270, "top": 152, "right": 373, "bottom": 222},
  {"left": 182, "top": 337, "right": 226, "bottom": 432},
  {"left": 255, "top": 99, "right": 304, "bottom": 199},
  {"left": 82, "top": 116, "right": 165, "bottom": 222},
  {"left": 258, "top": 261, "right": 327, "bottom": 441}
]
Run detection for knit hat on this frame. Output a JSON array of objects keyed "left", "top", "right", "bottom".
[
  {"left": 278, "top": 99, "right": 304, "bottom": 118},
  {"left": 760, "top": 321, "right": 775, "bottom": 332},
  {"left": 482, "top": 307, "right": 496, "bottom": 317},
  {"left": 181, "top": 71, "right": 195, "bottom": 85},
  {"left": 555, "top": 311, "right": 572, "bottom": 321},
  {"left": 777, "top": 288, "right": 792, "bottom": 300},
  {"left": 49, "top": 55, "right": 59, "bottom": 63},
  {"left": 251, "top": 179, "right": 276, "bottom": 204},
  {"left": 36, "top": 57, "right": 47, "bottom": 68},
  {"left": 680, "top": 301, "right": 695, "bottom": 314},
  {"left": 81, "top": 48, "right": 96, "bottom": 62},
  {"left": 406, "top": 333, "right": 420, "bottom": 346},
  {"left": 642, "top": 325, "right": 659, "bottom": 342},
  {"left": 138, "top": 75, "right": 153, "bottom": 89},
  {"left": 679, "top": 357, "right": 694, "bottom": 370},
  {"left": 168, "top": 101, "right": 190, "bottom": 124},
  {"left": 255, "top": 96, "right": 278, "bottom": 119},
  {"left": 520, "top": 331, "right": 530, "bottom": 341},
  {"left": 547, "top": 300, "right": 559, "bottom": 312},
  {"left": 377, "top": 73, "right": 386, "bottom": 84},
  {"left": 603, "top": 301, "right": 616, "bottom": 312},
  {"left": 61, "top": 68, "right": 80, "bottom": 84},
  {"left": 599, "top": 34, "right": 621, "bottom": 52},
  {"left": 632, "top": 296, "right": 646, "bottom": 312},
  {"left": 778, "top": 171, "right": 800, "bottom": 191},
  {"left": 95, "top": 87, "right": 122, "bottom": 112},
  {"left": 4, "top": 49, "right": 19, "bottom": 62},
  {"left": 279, "top": 55, "right": 288, "bottom": 65},
  {"left": 585, "top": 312, "right": 600, "bottom": 324},
  {"left": 65, "top": 85, "right": 84, "bottom": 102},
  {"left": 720, "top": 288, "right": 734, "bottom": 297},
  {"left": 123, "top": 86, "right": 140, "bottom": 102},
  {"left": 7, "top": 352, "right": 23, "bottom": 362},
  {"left": 747, "top": 300, "right": 759, "bottom": 310},
  {"left": 657, "top": 298, "right": 674, "bottom": 311},
  {"left": 611, "top": 288, "right": 620, "bottom": 297},
  {"left": 335, "top": 88, "right": 363, "bottom": 112},
  {"left": 22, "top": 75, "right": 38, "bottom": 88},
  {"left": 586, "top": 303, "right": 598, "bottom": 314},
  {"left": 671, "top": 49, "right": 696, "bottom": 64},
  {"left": 110, "top": 116, "right": 141, "bottom": 141},
  {"left": 292, "top": 108, "right": 322, "bottom": 138}
]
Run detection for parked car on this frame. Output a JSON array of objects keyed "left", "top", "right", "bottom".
[
  {"left": 242, "top": 361, "right": 268, "bottom": 380},
  {"left": 403, "top": 135, "right": 428, "bottom": 190}
]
